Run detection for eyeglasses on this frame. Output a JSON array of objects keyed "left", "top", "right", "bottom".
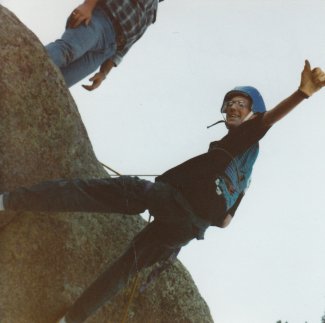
[{"left": 223, "top": 100, "right": 250, "bottom": 110}]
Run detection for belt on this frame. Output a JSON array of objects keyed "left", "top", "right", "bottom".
[{"left": 97, "top": 3, "right": 126, "bottom": 51}]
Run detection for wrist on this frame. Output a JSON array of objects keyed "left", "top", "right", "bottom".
[
  {"left": 297, "top": 87, "right": 310, "bottom": 99},
  {"left": 98, "top": 71, "right": 107, "bottom": 79},
  {"left": 83, "top": 0, "right": 98, "bottom": 10}
]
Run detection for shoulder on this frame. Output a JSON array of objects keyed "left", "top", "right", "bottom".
[
  {"left": 208, "top": 140, "right": 221, "bottom": 152},
  {"left": 233, "top": 112, "right": 271, "bottom": 137}
]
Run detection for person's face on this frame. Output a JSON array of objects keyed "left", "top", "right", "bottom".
[{"left": 223, "top": 95, "right": 252, "bottom": 128}]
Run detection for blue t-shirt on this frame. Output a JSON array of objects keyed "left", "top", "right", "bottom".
[{"left": 216, "top": 143, "right": 259, "bottom": 210}]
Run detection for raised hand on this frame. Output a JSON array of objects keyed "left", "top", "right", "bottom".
[{"left": 299, "top": 60, "right": 325, "bottom": 97}]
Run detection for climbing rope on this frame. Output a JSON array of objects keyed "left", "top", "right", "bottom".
[
  {"left": 100, "top": 161, "right": 158, "bottom": 177},
  {"left": 121, "top": 275, "right": 140, "bottom": 323},
  {"left": 100, "top": 161, "right": 121, "bottom": 176},
  {"left": 121, "top": 241, "right": 141, "bottom": 323}
]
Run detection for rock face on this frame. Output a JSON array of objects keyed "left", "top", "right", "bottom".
[{"left": 0, "top": 6, "right": 213, "bottom": 323}]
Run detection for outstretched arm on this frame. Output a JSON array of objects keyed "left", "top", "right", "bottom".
[
  {"left": 66, "top": 0, "right": 99, "bottom": 29},
  {"left": 262, "top": 60, "right": 325, "bottom": 127}
]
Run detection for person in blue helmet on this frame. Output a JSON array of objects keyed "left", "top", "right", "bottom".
[{"left": 1, "top": 60, "right": 325, "bottom": 323}]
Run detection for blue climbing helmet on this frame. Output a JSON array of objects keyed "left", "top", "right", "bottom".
[
  {"left": 207, "top": 86, "right": 266, "bottom": 129},
  {"left": 221, "top": 86, "right": 266, "bottom": 113}
]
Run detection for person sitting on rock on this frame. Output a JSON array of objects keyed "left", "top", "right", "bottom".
[
  {"left": 1, "top": 60, "right": 324, "bottom": 323},
  {"left": 46, "top": 0, "right": 164, "bottom": 90}
]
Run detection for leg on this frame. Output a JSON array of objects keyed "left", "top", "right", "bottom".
[
  {"left": 62, "top": 183, "right": 209, "bottom": 323},
  {"left": 3, "top": 176, "right": 152, "bottom": 214},
  {"left": 46, "top": 8, "right": 116, "bottom": 86},
  {"left": 64, "top": 220, "right": 192, "bottom": 323}
]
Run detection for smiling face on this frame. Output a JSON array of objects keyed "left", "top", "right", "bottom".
[{"left": 223, "top": 95, "right": 252, "bottom": 128}]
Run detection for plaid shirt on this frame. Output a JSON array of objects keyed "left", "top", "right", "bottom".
[{"left": 99, "top": 0, "right": 160, "bottom": 65}]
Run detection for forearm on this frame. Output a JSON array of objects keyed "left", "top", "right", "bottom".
[
  {"left": 99, "top": 58, "right": 115, "bottom": 76},
  {"left": 262, "top": 90, "right": 307, "bottom": 127}
]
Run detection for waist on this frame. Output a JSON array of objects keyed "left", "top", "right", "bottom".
[
  {"left": 97, "top": 3, "right": 126, "bottom": 50},
  {"left": 157, "top": 178, "right": 228, "bottom": 227}
]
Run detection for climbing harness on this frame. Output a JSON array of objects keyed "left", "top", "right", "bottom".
[
  {"left": 206, "top": 121, "right": 248, "bottom": 196},
  {"left": 98, "top": 117, "right": 244, "bottom": 320}
]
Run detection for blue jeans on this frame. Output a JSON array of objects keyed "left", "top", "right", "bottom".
[
  {"left": 46, "top": 8, "right": 117, "bottom": 87},
  {"left": 4, "top": 176, "right": 211, "bottom": 323}
]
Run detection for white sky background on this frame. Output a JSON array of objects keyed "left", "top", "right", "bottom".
[{"left": 2, "top": 0, "right": 325, "bottom": 322}]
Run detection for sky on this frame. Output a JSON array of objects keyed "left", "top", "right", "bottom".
[{"left": 2, "top": 0, "right": 325, "bottom": 322}]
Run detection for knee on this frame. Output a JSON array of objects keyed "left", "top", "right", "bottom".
[{"left": 46, "top": 41, "right": 73, "bottom": 67}]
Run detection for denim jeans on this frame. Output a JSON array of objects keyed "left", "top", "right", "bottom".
[
  {"left": 5, "top": 176, "right": 211, "bottom": 323},
  {"left": 46, "top": 8, "right": 117, "bottom": 87}
]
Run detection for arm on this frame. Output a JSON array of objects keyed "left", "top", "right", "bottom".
[
  {"left": 262, "top": 60, "right": 325, "bottom": 127},
  {"left": 67, "top": 0, "right": 99, "bottom": 29},
  {"left": 82, "top": 58, "right": 115, "bottom": 91},
  {"left": 220, "top": 214, "right": 232, "bottom": 228},
  {"left": 219, "top": 191, "right": 245, "bottom": 228},
  {"left": 82, "top": 30, "right": 139, "bottom": 90},
  {"left": 82, "top": 42, "right": 134, "bottom": 90}
]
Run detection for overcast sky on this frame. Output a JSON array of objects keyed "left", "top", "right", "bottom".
[{"left": 2, "top": 0, "right": 325, "bottom": 322}]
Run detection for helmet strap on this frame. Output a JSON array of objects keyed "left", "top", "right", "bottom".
[{"left": 242, "top": 111, "right": 254, "bottom": 122}]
